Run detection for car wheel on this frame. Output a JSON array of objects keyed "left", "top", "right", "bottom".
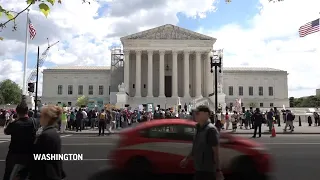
[
  {"left": 125, "top": 156, "right": 152, "bottom": 175},
  {"left": 228, "top": 155, "right": 262, "bottom": 180}
]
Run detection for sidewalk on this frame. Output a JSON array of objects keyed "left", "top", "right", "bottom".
[
  {"left": 61, "top": 122, "right": 320, "bottom": 135},
  {"left": 226, "top": 122, "right": 320, "bottom": 134}
]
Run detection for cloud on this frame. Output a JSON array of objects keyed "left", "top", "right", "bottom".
[
  {"left": 199, "top": 0, "right": 320, "bottom": 98},
  {"left": 0, "top": 0, "right": 218, "bottom": 96}
]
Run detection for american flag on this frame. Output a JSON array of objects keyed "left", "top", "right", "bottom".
[
  {"left": 28, "top": 18, "right": 37, "bottom": 40},
  {"left": 298, "top": 18, "right": 320, "bottom": 37}
]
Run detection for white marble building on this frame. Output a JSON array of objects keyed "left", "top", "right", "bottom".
[
  {"left": 41, "top": 66, "right": 289, "bottom": 108},
  {"left": 41, "top": 66, "right": 110, "bottom": 106},
  {"left": 41, "top": 24, "right": 289, "bottom": 109}
]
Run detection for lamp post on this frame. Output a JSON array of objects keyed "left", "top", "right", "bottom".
[{"left": 209, "top": 50, "right": 222, "bottom": 113}]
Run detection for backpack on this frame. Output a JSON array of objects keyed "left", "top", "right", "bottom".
[{"left": 99, "top": 113, "right": 106, "bottom": 120}]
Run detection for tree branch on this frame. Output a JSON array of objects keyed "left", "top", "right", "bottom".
[{"left": 0, "top": 3, "right": 33, "bottom": 29}]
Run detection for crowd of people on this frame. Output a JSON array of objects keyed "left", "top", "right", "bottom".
[{"left": 2, "top": 97, "right": 320, "bottom": 180}]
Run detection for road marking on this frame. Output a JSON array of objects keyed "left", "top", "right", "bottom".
[
  {"left": 264, "top": 142, "right": 320, "bottom": 145},
  {"left": 0, "top": 159, "right": 111, "bottom": 162},
  {"left": 62, "top": 136, "right": 114, "bottom": 138},
  {"left": 0, "top": 140, "right": 9, "bottom": 144},
  {"left": 60, "top": 135, "right": 73, "bottom": 138},
  {"left": 62, "top": 143, "right": 114, "bottom": 146}
]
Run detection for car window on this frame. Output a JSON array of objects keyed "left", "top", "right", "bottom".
[{"left": 141, "top": 124, "right": 195, "bottom": 141}]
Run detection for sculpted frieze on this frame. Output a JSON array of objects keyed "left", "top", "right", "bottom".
[{"left": 127, "top": 25, "right": 212, "bottom": 40}]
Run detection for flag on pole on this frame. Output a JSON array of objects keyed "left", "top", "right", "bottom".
[
  {"left": 28, "top": 18, "right": 37, "bottom": 40},
  {"left": 298, "top": 18, "right": 320, "bottom": 37}
]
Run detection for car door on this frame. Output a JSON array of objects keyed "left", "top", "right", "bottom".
[{"left": 138, "top": 124, "right": 194, "bottom": 174}]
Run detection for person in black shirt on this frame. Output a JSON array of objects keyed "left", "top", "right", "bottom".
[
  {"left": 3, "top": 95, "right": 36, "bottom": 180},
  {"left": 252, "top": 108, "right": 263, "bottom": 138}
]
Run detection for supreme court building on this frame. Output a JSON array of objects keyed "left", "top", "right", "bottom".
[{"left": 42, "top": 24, "right": 289, "bottom": 109}]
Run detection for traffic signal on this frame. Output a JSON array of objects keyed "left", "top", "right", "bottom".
[{"left": 28, "top": 82, "right": 35, "bottom": 93}]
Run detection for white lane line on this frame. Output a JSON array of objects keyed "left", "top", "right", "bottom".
[
  {"left": 60, "top": 135, "right": 73, "bottom": 138},
  {"left": 62, "top": 143, "right": 114, "bottom": 146},
  {"left": 264, "top": 143, "right": 320, "bottom": 145},
  {"left": 0, "top": 159, "right": 111, "bottom": 162},
  {"left": 0, "top": 140, "right": 9, "bottom": 144},
  {"left": 62, "top": 136, "right": 117, "bottom": 138}
]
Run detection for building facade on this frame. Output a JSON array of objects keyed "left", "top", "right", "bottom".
[
  {"left": 222, "top": 67, "right": 289, "bottom": 108},
  {"left": 41, "top": 66, "right": 110, "bottom": 106},
  {"left": 41, "top": 24, "right": 289, "bottom": 109},
  {"left": 42, "top": 66, "right": 289, "bottom": 108}
]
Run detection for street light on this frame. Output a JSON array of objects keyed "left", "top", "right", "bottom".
[{"left": 209, "top": 50, "right": 222, "bottom": 112}]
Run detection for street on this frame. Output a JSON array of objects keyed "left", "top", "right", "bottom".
[{"left": 0, "top": 134, "right": 320, "bottom": 180}]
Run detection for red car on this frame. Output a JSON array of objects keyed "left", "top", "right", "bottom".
[{"left": 108, "top": 119, "right": 272, "bottom": 180}]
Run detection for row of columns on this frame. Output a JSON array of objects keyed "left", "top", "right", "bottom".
[{"left": 123, "top": 50, "right": 212, "bottom": 98}]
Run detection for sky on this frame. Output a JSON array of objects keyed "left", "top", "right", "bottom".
[{"left": 0, "top": 0, "right": 319, "bottom": 98}]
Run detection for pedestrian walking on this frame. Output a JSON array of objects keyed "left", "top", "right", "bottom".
[
  {"left": 3, "top": 96, "right": 37, "bottom": 180},
  {"left": 180, "top": 105, "right": 223, "bottom": 180},
  {"left": 284, "top": 110, "right": 295, "bottom": 132},
  {"left": 29, "top": 105, "right": 66, "bottom": 180}
]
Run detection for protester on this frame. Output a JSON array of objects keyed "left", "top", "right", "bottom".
[
  {"left": 98, "top": 109, "right": 107, "bottom": 136},
  {"left": 252, "top": 108, "right": 264, "bottom": 138},
  {"left": 29, "top": 105, "right": 66, "bottom": 180}
]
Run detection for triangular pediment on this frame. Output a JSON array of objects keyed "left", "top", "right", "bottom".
[{"left": 120, "top": 24, "right": 215, "bottom": 41}]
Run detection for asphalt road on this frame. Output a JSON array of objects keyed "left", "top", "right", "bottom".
[{"left": 0, "top": 134, "right": 320, "bottom": 180}]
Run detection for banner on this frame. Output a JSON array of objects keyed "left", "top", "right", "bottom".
[{"left": 147, "top": 103, "right": 153, "bottom": 112}]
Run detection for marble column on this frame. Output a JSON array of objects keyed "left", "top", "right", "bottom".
[
  {"left": 183, "top": 51, "right": 190, "bottom": 98},
  {"left": 124, "top": 50, "right": 130, "bottom": 93},
  {"left": 172, "top": 51, "right": 178, "bottom": 97},
  {"left": 135, "top": 50, "right": 141, "bottom": 97},
  {"left": 195, "top": 51, "right": 202, "bottom": 98},
  {"left": 147, "top": 50, "right": 153, "bottom": 97},
  {"left": 159, "top": 50, "right": 165, "bottom": 97}
]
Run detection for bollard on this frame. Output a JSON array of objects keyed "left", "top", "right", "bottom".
[{"left": 299, "top": 116, "right": 302, "bottom": 126}]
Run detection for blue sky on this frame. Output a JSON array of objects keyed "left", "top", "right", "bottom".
[{"left": 29, "top": 0, "right": 261, "bottom": 70}]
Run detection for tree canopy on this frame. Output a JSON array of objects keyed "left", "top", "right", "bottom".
[
  {"left": 289, "top": 96, "right": 320, "bottom": 107},
  {"left": 0, "top": 79, "right": 22, "bottom": 104},
  {"left": 76, "top": 95, "right": 88, "bottom": 107}
]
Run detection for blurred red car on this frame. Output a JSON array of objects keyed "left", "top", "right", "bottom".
[{"left": 108, "top": 119, "right": 272, "bottom": 180}]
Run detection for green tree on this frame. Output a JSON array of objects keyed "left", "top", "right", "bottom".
[
  {"left": 0, "top": 79, "right": 22, "bottom": 104},
  {"left": 76, "top": 95, "right": 88, "bottom": 107},
  {"left": 290, "top": 95, "right": 320, "bottom": 107},
  {"left": 248, "top": 102, "right": 257, "bottom": 108}
]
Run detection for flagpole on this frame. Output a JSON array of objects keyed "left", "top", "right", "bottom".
[{"left": 22, "top": 9, "right": 30, "bottom": 95}]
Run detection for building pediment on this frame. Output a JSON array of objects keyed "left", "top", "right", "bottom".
[{"left": 120, "top": 24, "right": 215, "bottom": 41}]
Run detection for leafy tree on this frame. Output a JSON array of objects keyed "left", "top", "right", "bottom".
[
  {"left": 76, "top": 95, "right": 88, "bottom": 107},
  {"left": 0, "top": 0, "right": 94, "bottom": 40},
  {"left": 248, "top": 102, "right": 257, "bottom": 108},
  {"left": 0, "top": 79, "right": 22, "bottom": 104},
  {"left": 290, "top": 96, "right": 320, "bottom": 107}
]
